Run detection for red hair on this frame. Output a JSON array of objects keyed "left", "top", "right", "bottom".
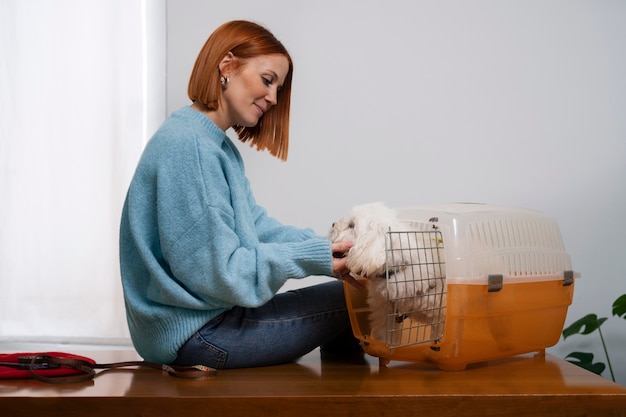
[{"left": 188, "top": 20, "right": 293, "bottom": 161}]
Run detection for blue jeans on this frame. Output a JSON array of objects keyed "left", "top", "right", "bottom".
[{"left": 171, "top": 281, "right": 361, "bottom": 369}]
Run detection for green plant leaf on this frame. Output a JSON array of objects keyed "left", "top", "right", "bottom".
[
  {"left": 565, "top": 352, "right": 606, "bottom": 376},
  {"left": 612, "top": 294, "right": 626, "bottom": 319},
  {"left": 562, "top": 314, "right": 607, "bottom": 340}
]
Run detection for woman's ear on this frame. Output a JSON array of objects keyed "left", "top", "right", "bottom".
[{"left": 218, "top": 51, "right": 235, "bottom": 77}]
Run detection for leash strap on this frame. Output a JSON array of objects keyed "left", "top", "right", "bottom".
[{"left": 0, "top": 354, "right": 216, "bottom": 384}]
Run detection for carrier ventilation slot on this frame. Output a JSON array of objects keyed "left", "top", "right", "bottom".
[{"left": 466, "top": 218, "right": 571, "bottom": 278}]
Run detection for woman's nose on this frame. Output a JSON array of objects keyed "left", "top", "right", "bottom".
[{"left": 265, "top": 88, "right": 278, "bottom": 106}]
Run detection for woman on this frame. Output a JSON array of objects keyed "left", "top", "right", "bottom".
[{"left": 119, "top": 20, "right": 361, "bottom": 369}]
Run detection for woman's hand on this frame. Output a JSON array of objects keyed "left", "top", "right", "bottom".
[{"left": 331, "top": 241, "right": 365, "bottom": 290}]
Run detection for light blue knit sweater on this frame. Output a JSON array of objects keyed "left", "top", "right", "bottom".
[{"left": 119, "top": 106, "right": 333, "bottom": 363}]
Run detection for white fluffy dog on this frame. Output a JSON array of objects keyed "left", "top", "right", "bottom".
[{"left": 328, "top": 202, "right": 446, "bottom": 346}]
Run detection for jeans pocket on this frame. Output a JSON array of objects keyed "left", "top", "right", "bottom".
[
  {"left": 176, "top": 331, "right": 228, "bottom": 369},
  {"left": 195, "top": 333, "right": 229, "bottom": 369}
]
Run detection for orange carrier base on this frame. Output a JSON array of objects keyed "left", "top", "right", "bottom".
[{"left": 344, "top": 278, "right": 575, "bottom": 370}]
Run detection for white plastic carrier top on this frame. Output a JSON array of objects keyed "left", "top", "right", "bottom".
[{"left": 394, "top": 203, "right": 578, "bottom": 285}]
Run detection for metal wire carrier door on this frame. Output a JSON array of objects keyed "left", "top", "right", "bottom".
[{"left": 383, "top": 229, "right": 447, "bottom": 349}]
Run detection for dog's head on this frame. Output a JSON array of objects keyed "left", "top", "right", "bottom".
[{"left": 328, "top": 202, "right": 403, "bottom": 278}]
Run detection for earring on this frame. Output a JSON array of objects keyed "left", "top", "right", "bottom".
[{"left": 220, "top": 76, "right": 229, "bottom": 87}]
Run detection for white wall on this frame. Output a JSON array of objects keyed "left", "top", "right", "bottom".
[{"left": 166, "top": 0, "right": 626, "bottom": 384}]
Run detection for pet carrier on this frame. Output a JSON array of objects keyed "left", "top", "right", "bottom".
[{"left": 343, "top": 203, "right": 578, "bottom": 370}]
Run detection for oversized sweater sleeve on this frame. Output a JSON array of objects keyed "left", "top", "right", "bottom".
[{"left": 164, "top": 206, "right": 330, "bottom": 309}]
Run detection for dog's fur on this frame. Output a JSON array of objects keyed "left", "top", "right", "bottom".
[{"left": 328, "top": 202, "right": 446, "bottom": 345}]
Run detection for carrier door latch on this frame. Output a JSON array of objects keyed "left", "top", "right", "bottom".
[
  {"left": 563, "top": 270, "right": 574, "bottom": 286},
  {"left": 488, "top": 274, "right": 503, "bottom": 292}
]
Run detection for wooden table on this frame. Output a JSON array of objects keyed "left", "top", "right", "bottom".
[{"left": 1, "top": 349, "right": 625, "bottom": 417}]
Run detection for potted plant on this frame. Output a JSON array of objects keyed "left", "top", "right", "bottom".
[{"left": 561, "top": 294, "right": 626, "bottom": 382}]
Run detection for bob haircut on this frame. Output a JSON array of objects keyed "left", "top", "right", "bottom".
[{"left": 188, "top": 20, "right": 293, "bottom": 161}]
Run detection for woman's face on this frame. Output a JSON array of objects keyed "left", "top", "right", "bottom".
[{"left": 221, "top": 54, "right": 290, "bottom": 128}]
